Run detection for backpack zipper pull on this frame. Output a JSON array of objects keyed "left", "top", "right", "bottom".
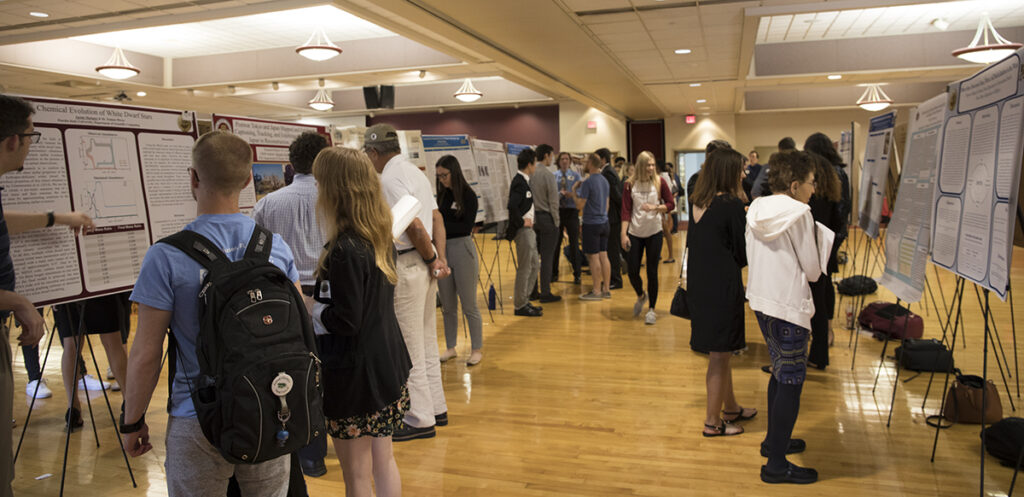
[
  {"left": 199, "top": 282, "right": 212, "bottom": 299},
  {"left": 248, "top": 290, "right": 257, "bottom": 303}
]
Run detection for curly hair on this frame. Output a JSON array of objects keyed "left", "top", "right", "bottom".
[
  {"left": 766, "top": 151, "right": 815, "bottom": 194},
  {"left": 288, "top": 132, "right": 329, "bottom": 174}
]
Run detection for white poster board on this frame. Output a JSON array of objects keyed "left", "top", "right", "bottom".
[
  {"left": 398, "top": 130, "right": 426, "bottom": 170},
  {"left": 506, "top": 143, "right": 533, "bottom": 181},
  {"left": 470, "top": 138, "right": 512, "bottom": 223},
  {"left": 879, "top": 94, "right": 946, "bottom": 302},
  {"left": 858, "top": 111, "right": 897, "bottom": 238},
  {"left": 930, "top": 49, "right": 1024, "bottom": 299},
  {"left": 0, "top": 96, "right": 199, "bottom": 306},
  {"left": 422, "top": 135, "right": 484, "bottom": 222}
]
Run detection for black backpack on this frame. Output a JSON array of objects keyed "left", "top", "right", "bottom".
[
  {"left": 159, "top": 226, "right": 324, "bottom": 464},
  {"left": 894, "top": 338, "right": 954, "bottom": 372},
  {"left": 837, "top": 275, "right": 877, "bottom": 296},
  {"left": 984, "top": 417, "right": 1024, "bottom": 468}
]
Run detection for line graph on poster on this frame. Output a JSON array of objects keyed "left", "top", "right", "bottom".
[
  {"left": 78, "top": 135, "right": 131, "bottom": 170},
  {"left": 79, "top": 179, "right": 138, "bottom": 219}
]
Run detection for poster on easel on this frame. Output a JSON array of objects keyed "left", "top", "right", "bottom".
[
  {"left": 330, "top": 125, "right": 365, "bottom": 149},
  {"left": 470, "top": 138, "right": 512, "bottom": 223},
  {"left": 422, "top": 135, "right": 484, "bottom": 222},
  {"left": 398, "top": 130, "right": 426, "bottom": 171},
  {"left": 839, "top": 130, "right": 854, "bottom": 171},
  {"left": 879, "top": 94, "right": 946, "bottom": 303},
  {"left": 212, "top": 114, "right": 330, "bottom": 205},
  {"left": 506, "top": 143, "right": 534, "bottom": 181},
  {"left": 0, "top": 96, "right": 199, "bottom": 306},
  {"left": 930, "top": 48, "right": 1024, "bottom": 299},
  {"left": 859, "top": 111, "right": 897, "bottom": 238}
]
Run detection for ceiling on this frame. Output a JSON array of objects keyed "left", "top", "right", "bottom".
[{"left": 0, "top": 0, "right": 1021, "bottom": 121}]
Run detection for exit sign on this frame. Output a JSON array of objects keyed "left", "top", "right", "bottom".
[{"left": 685, "top": 114, "right": 696, "bottom": 124}]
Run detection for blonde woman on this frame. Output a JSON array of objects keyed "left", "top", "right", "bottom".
[
  {"left": 311, "top": 147, "right": 412, "bottom": 497},
  {"left": 620, "top": 151, "right": 674, "bottom": 324}
]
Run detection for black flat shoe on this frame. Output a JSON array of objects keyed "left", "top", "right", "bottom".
[
  {"left": 538, "top": 294, "right": 561, "bottom": 303},
  {"left": 434, "top": 412, "right": 448, "bottom": 427},
  {"left": 760, "top": 365, "right": 773, "bottom": 374},
  {"left": 514, "top": 306, "right": 542, "bottom": 317},
  {"left": 760, "top": 462, "right": 818, "bottom": 484},
  {"left": 760, "top": 438, "right": 807, "bottom": 457},
  {"left": 392, "top": 423, "right": 436, "bottom": 442},
  {"left": 65, "top": 407, "right": 83, "bottom": 432}
]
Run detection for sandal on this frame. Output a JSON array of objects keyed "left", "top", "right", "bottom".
[
  {"left": 703, "top": 419, "right": 743, "bottom": 437},
  {"left": 722, "top": 406, "right": 758, "bottom": 422},
  {"left": 663, "top": 258, "right": 676, "bottom": 264}
]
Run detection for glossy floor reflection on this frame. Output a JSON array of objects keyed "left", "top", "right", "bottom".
[{"left": 10, "top": 229, "right": 1024, "bottom": 496}]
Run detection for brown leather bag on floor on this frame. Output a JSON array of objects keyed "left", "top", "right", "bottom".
[{"left": 941, "top": 371, "right": 1003, "bottom": 424}]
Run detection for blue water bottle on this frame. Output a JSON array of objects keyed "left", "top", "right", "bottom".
[{"left": 488, "top": 284, "right": 496, "bottom": 310}]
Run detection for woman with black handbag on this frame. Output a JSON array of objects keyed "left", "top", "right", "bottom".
[{"left": 686, "top": 146, "right": 755, "bottom": 438}]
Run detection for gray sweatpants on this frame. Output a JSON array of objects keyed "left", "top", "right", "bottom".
[
  {"left": 513, "top": 226, "right": 540, "bottom": 309},
  {"left": 165, "top": 416, "right": 289, "bottom": 497},
  {"left": 438, "top": 235, "right": 484, "bottom": 350}
]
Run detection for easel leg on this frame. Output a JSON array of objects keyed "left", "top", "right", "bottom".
[
  {"left": 981, "top": 289, "right": 991, "bottom": 497},
  {"left": 873, "top": 298, "right": 902, "bottom": 395},
  {"left": 931, "top": 278, "right": 966, "bottom": 462},
  {"left": 83, "top": 332, "right": 137, "bottom": 487},
  {"left": 15, "top": 309, "right": 58, "bottom": 462}
]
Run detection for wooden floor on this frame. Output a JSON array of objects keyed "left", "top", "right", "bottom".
[{"left": 9, "top": 228, "right": 1024, "bottom": 496}]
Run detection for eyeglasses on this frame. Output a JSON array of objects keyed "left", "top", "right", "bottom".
[
  {"left": 17, "top": 132, "right": 41, "bottom": 144},
  {"left": 436, "top": 172, "right": 450, "bottom": 179}
]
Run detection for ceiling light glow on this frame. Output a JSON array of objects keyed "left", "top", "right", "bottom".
[
  {"left": 308, "top": 88, "right": 334, "bottom": 111},
  {"left": 953, "top": 14, "right": 1021, "bottom": 64},
  {"left": 95, "top": 47, "right": 140, "bottom": 80},
  {"left": 296, "top": 27, "right": 343, "bottom": 61},
  {"left": 931, "top": 18, "right": 949, "bottom": 31},
  {"left": 454, "top": 78, "right": 482, "bottom": 102},
  {"left": 690, "top": 83, "right": 701, "bottom": 87},
  {"left": 828, "top": 74, "right": 842, "bottom": 80},
  {"left": 136, "top": 91, "right": 146, "bottom": 97},
  {"left": 29, "top": 12, "right": 49, "bottom": 18},
  {"left": 857, "top": 84, "right": 893, "bottom": 111},
  {"left": 696, "top": 99, "right": 707, "bottom": 103},
  {"left": 674, "top": 49, "right": 691, "bottom": 54}
]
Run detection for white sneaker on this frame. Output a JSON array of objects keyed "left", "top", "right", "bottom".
[
  {"left": 25, "top": 379, "right": 52, "bottom": 399},
  {"left": 106, "top": 367, "right": 115, "bottom": 380},
  {"left": 77, "top": 374, "right": 110, "bottom": 391},
  {"left": 439, "top": 349, "right": 457, "bottom": 363},
  {"left": 633, "top": 293, "right": 647, "bottom": 317},
  {"left": 110, "top": 381, "right": 121, "bottom": 392},
  {"left": 645, "top": 309, "right": 657, "bottom": 325}
]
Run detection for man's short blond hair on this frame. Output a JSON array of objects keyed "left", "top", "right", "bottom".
[{"left": 192, "top": 131, "right": 252, "bottom": 194}]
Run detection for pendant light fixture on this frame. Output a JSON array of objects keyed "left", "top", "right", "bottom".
[
  {"left": 856, "top": 84, "right": 893, "bottom": 112},
  {"left": 296, "top": 28, "right": 342, "bottom": 61},
  {"left": 308, "top": 79, "right": 334, "bottom": 111},
  {"left": 453, "top": 78, "right": 482, "bottom": 102},
  {"left": 95, "top": 47, "right": 140, "bottom": 80},
  {"left": 952, "top": 14, "right": 1022, "bottom": 64}
]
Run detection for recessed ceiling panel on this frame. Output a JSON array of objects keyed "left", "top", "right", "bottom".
[{"left": 72, "top": 5, "right": 395, "bottom": 58}]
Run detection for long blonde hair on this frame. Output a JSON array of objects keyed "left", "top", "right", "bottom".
[
  {"left": 313, "top": 147, "right": 397, "bottom": 284},
  {"left": 627, "top": 151, "right": 659, "bottom": 187}
]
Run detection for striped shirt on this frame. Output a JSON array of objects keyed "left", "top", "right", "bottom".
[{"left": 251, "top": 174, "right": 324, "bottom": 286}]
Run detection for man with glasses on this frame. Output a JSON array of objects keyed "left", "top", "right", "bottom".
[
  {"left": 0, "top": 94, "right": 94, "bottom": 497},
  {"left": 362, "top": 123, "right": 450, "bottom": 442}
]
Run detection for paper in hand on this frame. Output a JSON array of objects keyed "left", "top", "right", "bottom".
[{"left": 391, "top": 195, "right": 421, "bottom": 240}]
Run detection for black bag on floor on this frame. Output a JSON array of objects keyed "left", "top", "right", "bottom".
[
  {"left": 984, "top": 417, "right": 1024, "bottom": 468},
  {"left": 894, "top": 339, "right": 954, "bottom": 372},
  {"left": 837, "top": 275, "right": 877, "bottom": 296}
]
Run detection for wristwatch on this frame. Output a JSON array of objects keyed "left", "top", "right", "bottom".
[
  {"left": 119, "top": 411, "right": 145, "bottom": 434},
  {"left": 45, "top": 211, "right": 54, "bottom": 228}
]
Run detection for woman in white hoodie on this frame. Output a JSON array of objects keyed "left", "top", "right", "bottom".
[{"left": 746, "top": 150, "right": 832, "bottom": 485}]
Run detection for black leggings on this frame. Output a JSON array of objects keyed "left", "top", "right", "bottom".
[{"left": 626, "top": 231, "right": 663, "bottom": 308}]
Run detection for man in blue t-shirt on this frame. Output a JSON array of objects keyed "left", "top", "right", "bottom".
[
  {"left": 123, "top": 131, "right": 299, "bottom": 497},
  {"left": 566, "top": 153, "right": 610, "bottom": 301}
]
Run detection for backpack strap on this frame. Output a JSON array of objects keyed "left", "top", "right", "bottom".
[
  {"left": 243, "top": 225, "right": 273, "bottom": 263},
  {"left": 158, "top": 230, "right": 230, "bottom": 272}
]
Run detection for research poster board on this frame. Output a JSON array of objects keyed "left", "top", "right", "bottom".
[
  {"left": 398, "top": 130, "right": 426, "bottom": 171},
  {"left": 506, "top": 143, "right": 533, "bottom": 182},
  {"left": 212, "top": 114, "right": 329, "bottom": 204},
  {"left": 422, "top": 135, "right": 484, "bottom": 222},
  {"left": 0, "top": 96, "right": 199, "bottom": 306},
  {"left": 858, "top": 111, "right": 897, "bottom": 238},
  {"left": 879, "top": 94, "right": 946, "bottom": 302},
  {"left": 839, "top": 129, "right": 854, "bottom": 172},
  {"left": 330, "top": 125, "right": 364, "bottom": 149},
  {"left": 470, "top": 138, "right": 512, "bottom": 223},
  {"left": 930, "top": 49, "right": 1024, "bottom": 299}
]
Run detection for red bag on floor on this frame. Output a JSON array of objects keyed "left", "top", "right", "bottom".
[{"left": 857, "top": 301, "right": 923, "bottom": 339}]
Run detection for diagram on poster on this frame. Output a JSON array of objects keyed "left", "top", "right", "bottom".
[
  {"left": 423, "top": 135, "right": 483, "bottom": 222},
  {"left": 930, "top": 48, "right": 1024, "bottom": 299},
  {"left": 859, "top": 111, "right": 896, "bottom": 238},
  {"left": 0, "top": 96, "right": 199, "bottom": 306},
  {"left": 880, "top": 94, "right": 946, "bottom": 302}
]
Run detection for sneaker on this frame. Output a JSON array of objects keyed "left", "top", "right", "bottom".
[
  {"left": 466, "top": 350, "right": 483, "bottom": 366},
  {"left": 434, "top": 412, "right": 448, "bottom": 426},
  {"left": 26, "top": 379, "right": 52, "bottom": 399},
  {"left": 392, "top": 422, "right": 436, "bottom": 442},
  {"left": 601, "top": 291, "right": 611, "bottom": 299},
  {"left": 77, "top": 374, "right": 110, "bottom": 392},
  {"left": 645, "top": 309, "right": 657, "bottom": 325},
  {"left": 439, "top": 348, "right": 457, "bottom": 363},
  {"left": 579, "top": 292, "right": 602, "bottom": 301},
  {"left": 633, "top": 293, "right": 647, "bottom": 317},
  {"left": 106, "top": 367, "right": 115, "bottom": 380}
]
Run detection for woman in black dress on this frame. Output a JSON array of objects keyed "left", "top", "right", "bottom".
[
  {"left": 803, "top": 150, "right": 844, "bottom": 369},
  {"left": 311, "top": 146, "right": 412, "bottom": 497},
  {"left": 687, "top": 147, "right": 756, "bottom": 437}
]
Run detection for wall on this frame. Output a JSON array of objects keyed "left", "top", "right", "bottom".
[
  {"left": 368, "top": 105, "right": 558, "bottom": 146},
  {"left": 664, "top": 113, "right": 737, "bottom": 160},
  {"left": 297, "top": 115, "right": 368, "bottom": 129},
  {"left": 733, "top": 107, "right": 910, "bottom": 152},
  {"left": 558, "top": 100, "right": 627, "bottom": 155}
]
